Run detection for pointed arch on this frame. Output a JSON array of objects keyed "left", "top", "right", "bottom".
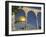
[
  {"left": 37, "top": 12, "right": 41, "bottom": 29},
  {"left": 15, "top": 9, "right": 25, "bottom": 30},
  {"left": 15, "top": 9, "right": 25, "bottom": 21},
  {"left": 27, "top": 11, "right": 37, "bottom": 29}
]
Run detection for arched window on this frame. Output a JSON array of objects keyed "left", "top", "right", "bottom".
[
  {"left": 37, "top": 12, "right": 41, "bottom": 29},
  {"left": 27, "top": 11, "right": 37, "bottom": 29},
  {"left": 15, "top": 9, "right": 25, "bottom": 30},
  {"left": 15, "top": 9, "right": 25, "bottom": 21}
]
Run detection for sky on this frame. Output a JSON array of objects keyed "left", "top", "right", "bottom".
[{"left": 15, "top": 9, "right": 25, "bottom": 21}]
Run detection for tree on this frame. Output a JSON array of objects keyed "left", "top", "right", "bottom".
[
  {"left": 12, "top": 6, "right": 19, "bottom": 15},
  {"left": 12, "top": 6, "right": 23, "bottom": 15}
]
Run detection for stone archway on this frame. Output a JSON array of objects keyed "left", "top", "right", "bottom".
[
  {"left": 27, "top": 11, "right": 37, "bottom": 29},
  {"left": 15, "top": 9, "right": 26, "bottom": 30},
  {"left": 37, "top": 12, "right": 41, "bottom": 29}
]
